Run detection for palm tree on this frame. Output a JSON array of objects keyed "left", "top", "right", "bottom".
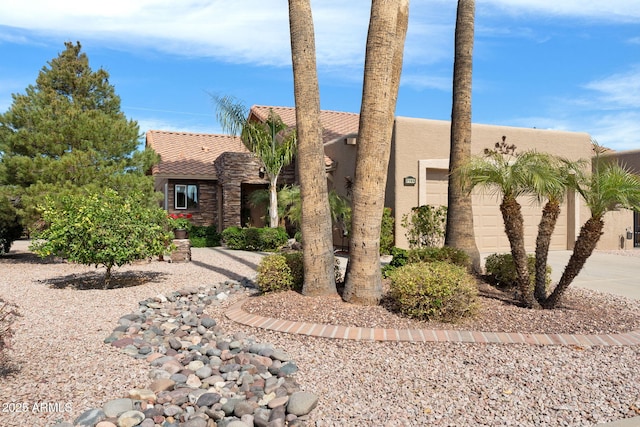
[
  {"left": 288, "top": 0, "right": 337, "bottom": 296},
  {"left": 543, "top": 146, "right": 640, "bottom": 308},
  {"left": 343, "top": 0, "right": 409, "bottom": 305},
  {"left": 445, "top": 0, "right": 481, "bottom": 273},
  {"left": 213, "top": 96, "right": 296, "bottom": 228},
  {"left": 459, "top": 140, "right": 539, "bottom": 308},
  {"left": 529, "top": 155, "right": 586, "bottom": 303}
]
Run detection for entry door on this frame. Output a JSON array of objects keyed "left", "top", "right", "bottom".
[{"left": 635, "top": 211, "right": 640, "bottom": 248}]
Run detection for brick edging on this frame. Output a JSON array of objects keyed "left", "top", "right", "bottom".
[{"left": 225, "top": 301, "right": 640, "bottom": 347}]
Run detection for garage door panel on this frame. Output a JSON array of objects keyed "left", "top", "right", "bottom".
[{"left": 423, "top": 168, "right": 569, "bottom": 253}]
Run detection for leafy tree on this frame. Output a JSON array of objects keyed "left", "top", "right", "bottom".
[
  {"left": 0, "top": 194, "right": 22, "bottom": 254},
  {"left": 445, "top": 0, "right": 481, "bottom": 273},
  {"left": 30, "top": 189, "right": 173, "bottom": 288},
  {"left": 344, "top": 0, "right": 409, "bottom": 305},
  {"left": 542, "top": 145, "right": 640, "bottom": 308},
  {"left": 0, "top": 41, "right": 159, "bottom": 228},
  {"left": 213, "top": 96, "right": 297, "bottom": 228}
]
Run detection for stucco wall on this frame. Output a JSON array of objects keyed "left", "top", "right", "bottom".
[{"left": 387, "top": 117, "right": 595, "bottom": 251}]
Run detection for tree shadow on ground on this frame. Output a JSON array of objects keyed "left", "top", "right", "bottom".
[
  {"left": 0, "top": 358, "right": 20, "bottom": 378},
  {"left": 41, "top": 270, "right": 168, "bottom": 290},
  {"left": 0, "top": 251, "right": 61, "bottom": 265}
]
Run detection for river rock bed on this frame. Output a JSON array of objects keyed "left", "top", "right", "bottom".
[{"left": 55, "top": 280, "right": 318, "bottom": 427}]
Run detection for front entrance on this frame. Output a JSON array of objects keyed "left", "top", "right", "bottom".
[{"left": 635, "top": 211, "right": 640, "bottom": 248}]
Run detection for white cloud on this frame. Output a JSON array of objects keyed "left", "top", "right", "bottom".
[{"left": 584, "top": 67, "right": 640, "bottom": 109}]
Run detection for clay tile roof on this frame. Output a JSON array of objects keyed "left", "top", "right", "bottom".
[
  {"left": 146, "top": 130, "right": 248, "bottom": 178},
  {"left": 249, "top": 105, "right": 359, "bottom": 144}
]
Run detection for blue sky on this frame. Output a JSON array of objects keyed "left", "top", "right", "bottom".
[{"left": 1, "top": 0, "right": 639, "bottom": 151}]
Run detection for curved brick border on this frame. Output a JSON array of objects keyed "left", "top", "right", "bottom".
[{"left": 225, "top": 300, "right": 640, "bottom": 346}]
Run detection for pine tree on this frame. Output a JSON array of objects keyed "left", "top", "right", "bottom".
[{"left": 0, "top": 41, "right": 158, "bottom": 227}]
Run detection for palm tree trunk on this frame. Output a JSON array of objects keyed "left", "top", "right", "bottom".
[
  {"left": 343, "top": 0, "right": 408, "bottom": 305},
  {"left": 534, "top": 199, "right": 560, "bottom": 303},
  {"left": 288, "top": 0, "right": 337, "bottom": 296},
  {"left": 269, "top": 176, "right": 279, "bottom": 228},
  {"left": 445, "top": 0, "right": 480, "bottom": 273},
  {"left": 500, "top": 196, "right": 537, "bottom": 308},
  {"left": 543, "top": 217, "right": 604, "bottom": 309}
]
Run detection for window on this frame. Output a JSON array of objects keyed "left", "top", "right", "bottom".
[{"left": 175, "top": 184, "right": 198, "bottom": 209}]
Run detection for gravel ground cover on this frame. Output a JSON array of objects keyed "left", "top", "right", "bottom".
[{"left": 1, "top": 240, "right": 639, "bottom": 426}]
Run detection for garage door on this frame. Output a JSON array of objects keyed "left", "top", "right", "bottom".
[{"left": 424, "top": 168, "right": 568, "bottom": 253}]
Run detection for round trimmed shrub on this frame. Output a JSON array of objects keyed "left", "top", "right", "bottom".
[
  {"left": 256, "top": 254, "right": 294, "bottom": 293},
  {"left": 283, "top": 251, "right": 304, "bottom": 292},
  {"left": 484, "top": 253, "right": 551, "bottom": 290},
  {"left": 388, "top": 261, "right": 478, "bottom": 322}
]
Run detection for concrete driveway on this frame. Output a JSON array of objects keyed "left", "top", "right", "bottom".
[
  {"left": 545, "top": 251, "right": 640, "bottom": 300},
  {"left": 481, "top": 250, "right": 640, "bottom": 300}
]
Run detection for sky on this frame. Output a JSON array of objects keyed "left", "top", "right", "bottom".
[{"left": 1, "top": 0, "right": 639, "bottom": 151}]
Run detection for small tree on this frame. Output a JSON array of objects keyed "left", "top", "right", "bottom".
[
  {"left": 213, "top": 96, "right": 297, "bottom": 228},
  {"left": 31, "top": 189, "right": 173, "bottom": 288}
]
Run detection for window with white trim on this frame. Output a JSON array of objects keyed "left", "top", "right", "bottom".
[{"left": 175, "top": 184, "right": 198, "bottom": 209}]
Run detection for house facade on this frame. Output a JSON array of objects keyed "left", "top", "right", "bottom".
[{"left": 147, "top": 106, "right": 639, "bottom": 252}]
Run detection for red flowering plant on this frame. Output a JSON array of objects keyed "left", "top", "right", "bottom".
[{"left": 168, "top": 213, "right": 193, "bottom": 229}]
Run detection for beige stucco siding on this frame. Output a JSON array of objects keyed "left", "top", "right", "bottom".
[{"left": 389, "top": 117, "right": 594, "bottom": 251}]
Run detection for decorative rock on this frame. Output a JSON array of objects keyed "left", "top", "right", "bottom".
[
  {"left": 138, "top": 419, "right": 155, "bottom": 427},
  {"left": 128, "top": 388, "right": 156, "bottom": 402},
  {"left": 95, "top": 422, "right": 117, "bottom": 427},
  {"left": 186, "top": 373, "right": 202, "bottom": 388},
  {"left": 188, "top": 360, "right": 205, "bottom": 371},
  {"left": 196, "top": 392, "right": 222, "bottom": 407},
  {"left": 195, "top": 365, "right": 213, "bottom": 379},
  {"left": 103, "top": 398, "right": 134, "bottom": 418},
  {"left": 149, "top": 378, "right": 176, "bottom": 393},
  {"left": 116, "top": 410, "right": 145, "bottom": 427},
  {"left": 200, "top": 317, "right": 216, "bottom": 328},
  {"left": 182, "top": 417, "right": 208, "bottom": 427},
  {"left": 74, "top": 408, "right": 106, "bottom": 426},
  {"left": 233, "top": 400, "right": 255, "bottom": 418},
  {"left": 164, "top": 404, "right": 183, "bottom": 417},
  {"left": 267, "top": 396, "right": 289, "bottom": 409},
  {"left": 270, "top": 350, "right": 291, "bottom": 362},
  {"left": 287, "top": 392, "right": 318, "bottom": 416},
  {"left": 277, "top": 362, "right": 298, "bottom": 377}
]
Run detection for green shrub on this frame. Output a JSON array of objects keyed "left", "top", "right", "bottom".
[
  {"left": 401, "top": 205, "right": 447, "bottom": 248},
  {"left": 256, "top": 254, "right": 294, "bottom": 293},
  {"left": 380, "top": 207, "right": 395, "bottom": 255},
  {"left": 484, "top": 253, "right": 551, "bottom": 289},
  {"left": 244, "top": 227, "right": 263, "bottom": 251},
  {"left": 382, "top": 247, "right": 408, "bottom": 278},
  {"left": 0, "top": 197, "right": 23, "bottom": 254},
  {"left": 222, "top": 226, "right": 288, "bottom": 251},
  {"left": 407, "top": 246, "right": 471, "bottom": 269},
  {"left": 189, "top": 225, "right": 221, "bottom": 248},
  {"left": 222, "top": 226, "right": 245, "bottom": 250},
  {"left": 283, "top": 251, "right": 304, "bottom": 292},
  {"left": 388, "top": 261, "right": 478, "bottom": 322},
  {"left": 259, "top": 227, "right": 288, "bottom": 250}
]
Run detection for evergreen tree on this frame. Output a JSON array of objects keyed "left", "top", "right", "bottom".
[{"left": 0, "top": 41, "right": 158, "bottom": 227}]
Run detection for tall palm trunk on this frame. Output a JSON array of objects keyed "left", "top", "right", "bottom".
[
  {"left": 344, "top": 0, "right": 409, "bottom": 305},
  {"left": 500, "top": 196, "right": 537, "bottom": 308},
  {"left": 534, "top": 199, "right": 560, "bottom": 303},
  {"left": 445, "top": 0, "right": 480, "bottom": 273},
  {"left": 288, "top": 0, "right": 337, "bottom": 296},
  {"left": 543, "top": 217, "right": 604, "bottom": 308}
]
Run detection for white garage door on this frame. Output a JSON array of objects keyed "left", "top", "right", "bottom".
[{"left": 424, "top": 168, "right": 568, "bottom": 253}]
